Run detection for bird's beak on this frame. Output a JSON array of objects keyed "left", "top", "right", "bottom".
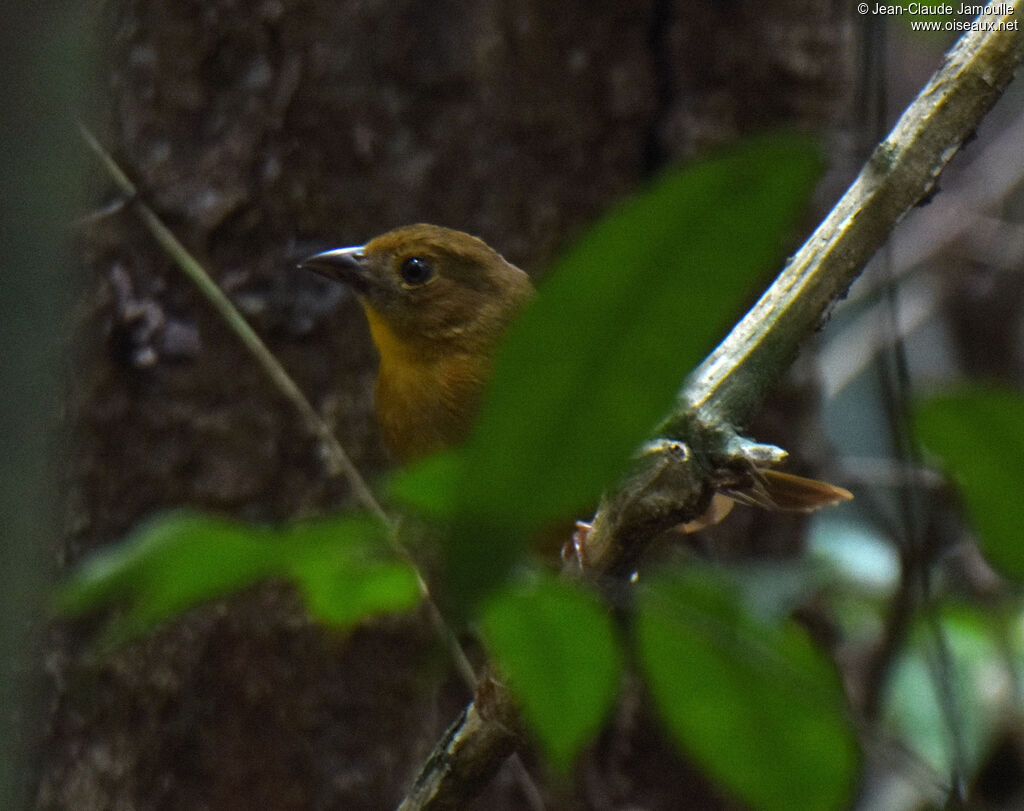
[{"left": 298, "top": 245, "right": 371, "bottom": 293}]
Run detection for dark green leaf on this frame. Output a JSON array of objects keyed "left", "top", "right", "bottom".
[
  {"left": 393, "top": 135, "right": 822, "bottom": 608},
  {"left": 466, "top": 135, "right": 821, "bottom": 523},
  {"left": 913, "top": 384, "right": 1024, "bottom": 578},
  {"left": 56, "top": 510, "right": 415, "bottom": 645},
  {"left": 385, "top": 450, "right": 461, "bottom": 521},
  {"left": 480, "top": 573, "right": 623, "bottom": 773},
  {"left": 637, "top": 570, "right": 858, "bottom": 811},
  {"left": 56, "top": 511, "right": 281, "bottom": 644}
]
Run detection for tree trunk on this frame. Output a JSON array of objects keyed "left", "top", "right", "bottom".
[{"left": 37, "top": 1, "right": 852, "bottom": 808}]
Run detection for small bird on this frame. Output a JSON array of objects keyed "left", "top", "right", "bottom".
[
  {"left": 301, "top": 223, "right": 534, "bottom": 462},
  {"left": 301, "top": 224, "right": 850, "bottom": 518}
]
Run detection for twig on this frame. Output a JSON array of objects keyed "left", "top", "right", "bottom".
[
  {"left": 677, "top": 3, "right": 1024, "bottom": 427},
  {"left": 396, "top": 679, "right": 522, "bottom": 811},
  {"left": 397, "top": 6, "right": 1024, "bottom": 808},
  {"left": 76, "top": 122, "right": 386, "bottom": 523},
  {"left": 842, "top": 100, "right": 1024, "bottom": 307},
  {"left": 76, "top": 123, "right": 479, "bottom": 691}
]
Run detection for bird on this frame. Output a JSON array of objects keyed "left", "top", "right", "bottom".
[
  {"left": 300, "top": 223, "right": 850, "bottom": 519},
  {"left": 300, "top": 223, "right": 534, "bottom": 463}
]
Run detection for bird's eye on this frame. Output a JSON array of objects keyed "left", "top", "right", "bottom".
[{"left": 400, "top": 256, "right": 434, "bottom": 286}]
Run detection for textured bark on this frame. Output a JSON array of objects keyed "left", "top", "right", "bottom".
[{"left": 39, "top": 1, "right": 851, "bottom": 808}]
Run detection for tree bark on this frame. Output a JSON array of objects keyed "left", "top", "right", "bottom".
[{"left": 38, "top": 1, "right": 851, "bottom": 808}]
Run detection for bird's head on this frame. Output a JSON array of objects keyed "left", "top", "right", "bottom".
[{"left": 300, "top": 224, "right": 534, "bottom": 357}]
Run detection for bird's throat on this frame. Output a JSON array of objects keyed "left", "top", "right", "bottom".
[
  {"left": 362, "top": 305, "right": 487, "bottom": 461},
  {"left": 363, "top": 306, "right": 421, "bottom": 369}
]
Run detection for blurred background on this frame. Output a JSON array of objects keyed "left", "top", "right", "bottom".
[{"left": 4, "top": 1, "right": 1023, "bottom": 809}]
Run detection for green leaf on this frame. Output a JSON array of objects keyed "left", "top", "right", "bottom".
[
  {"left": 480, "top": 573, "right": 623, "bottom": 773},
  {"left": 282, "top": 515, "right": 422, "bottom": 627},
  {"left": 291, "top": 558, "right": 420, "bottom": 627},
  {"left": 468, "top": 135, "right": 820, "bottom": 523},
  {"left": 56, "top": 510, "right": 418, "bottom": 645},
  {"left": 56, "top": 511, "right": 282, "bottom": 644},
  {"left": 393, "top": 134, "right": 822, "bottom": 608},
  {"left": 883, "top": 605, "right": 1009, "bottom": 780},
  {"left": 913, "top": 384, "right": 1024, "bottom": 578},
  {"left": 637, "top": 569, "right": 858, "bottom": 811},
  {"left": 385, "top": 450, "right": 461, "bottom": 522}
]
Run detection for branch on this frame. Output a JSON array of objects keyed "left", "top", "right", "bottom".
[
  {"left": 679, "top": 4, "right": 1024, "bottom": 427},
  {"left": 585, "top": 0, "right": 1024, "bottom": 571},
  {"left": 396, "top": 677, "right": 521, "bottom": 811},
  {"left": 76, "top": 122, "right": 389, "bottom": 525},
  {"left": 398, "top": 6, "right": 1024, "bottom": 808},
  {"left": 77, "top": 125, "right": 479, "bottom": 690}
]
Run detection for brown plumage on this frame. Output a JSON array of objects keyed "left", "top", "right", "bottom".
[
  {"left": 302, "top": 223, "right": 850, "bottom": 518},
  {"left": 301, "top": 224, "right": 534, "bottom": 461}
]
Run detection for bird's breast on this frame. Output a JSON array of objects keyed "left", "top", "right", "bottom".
[
  {"left": 375, "top": 352, "right": 489, "bottom": 462},
  {"left": 364, "top": 309, "right": 490, "bottom": 462}
]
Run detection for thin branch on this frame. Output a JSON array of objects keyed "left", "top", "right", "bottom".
[
  {"left": 675, "top": 4, "right": 1024, "bottom": 427},
  {"left": 396, "top": 679, "right": 522, "bottom": 811},
  {"left": 843, "top": 99, "right": 1024, "bottom": 307},
  {"left": 77, "top": 122, "right": 387, "bottom": 524},
  {"left": 397, "top": 6, "right": 1024, "bottom": 809},
  {"left": 76, "top": 123, "right": 482, "bottom": 691}
]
